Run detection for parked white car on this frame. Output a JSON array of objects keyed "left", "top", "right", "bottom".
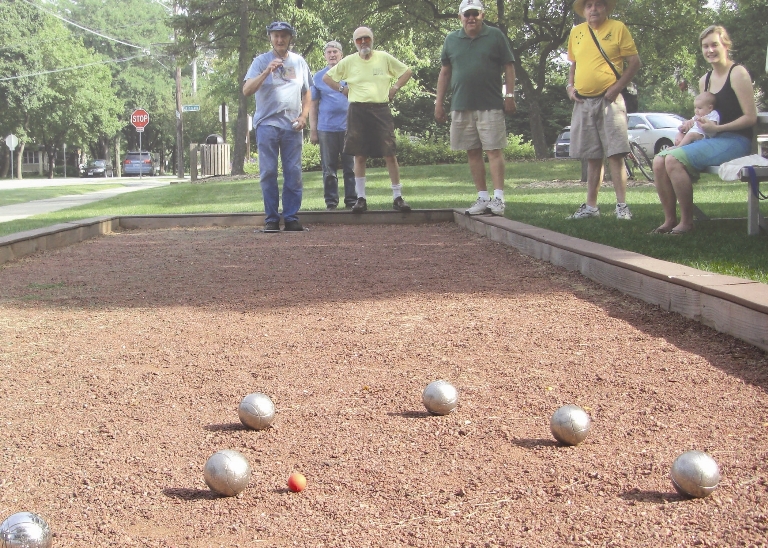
[{"left": 627, "top": 112, "right": 687, "bottom": 157}]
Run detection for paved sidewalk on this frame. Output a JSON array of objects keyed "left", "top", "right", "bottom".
[{"left": 0, "top": 177, "right": 175, "bottom": 223}]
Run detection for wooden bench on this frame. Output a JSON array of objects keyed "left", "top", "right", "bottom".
[{"left": 693, "top": 112, "right": 768, "bottom": 235}]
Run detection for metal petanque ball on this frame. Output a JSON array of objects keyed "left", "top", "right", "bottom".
[
  {"left": 670, "top": 450, "right": 720, "bottom": 499},
  {"left": 0, "top": 512, "right": 52, "bottom": 548},
  {"left": 203, "top": 449, "right": 252, "bottom": 497},
  {"left": 238, "top": 392, "right": 276, "bottom": 430},
  {"left": 550, "top": 404, "right": 592, "bottom": 446},
  {"left": 422, "top": 380, "right": 458, "bottom": 415}
]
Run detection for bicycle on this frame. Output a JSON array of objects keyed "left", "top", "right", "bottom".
[{"left": 624, "top": 139, "right": 653, "bottom": 181}]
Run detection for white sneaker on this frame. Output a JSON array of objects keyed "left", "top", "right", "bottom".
[
  {"left": 488, "top": 197, "right": 505, "bottom": 216},
  {"left": 615, "top": 203, "right": 633, "bottom": 220},
  {"left": 465, "top": 197, "right": 491, "bottom": 215},
  {"left": 568, "top": 203, "right": 600, "bottom": 219}
]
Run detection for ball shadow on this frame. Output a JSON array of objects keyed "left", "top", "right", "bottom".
[
  {"left": 510, "top": 438, "right": 559, "bottom": 449},
  {"left": 163, "top": 487, "right": 221, "bottom": 500},
  {"left": 387, "top": 410, "right": 436, "bottom": 419},
  {"left": 204, "top": 422, "right": 249, "bottom": 432},
  {"left": 619, "top": 488, "right": 683, "bottom": 504}
]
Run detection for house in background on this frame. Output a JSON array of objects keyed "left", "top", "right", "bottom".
[{"left": 21, "top": 147, "right": 47, "bottom": 175}]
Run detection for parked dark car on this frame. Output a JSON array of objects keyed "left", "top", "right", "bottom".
[
  {"left": 122, "top": 151, "right": 159, "bottom": 176},
  {"left": 81, "top": 159, "right": 114, "bottom": 178},
  {"left": 553, "top": 126, "right": 571, "bottom": 159}
]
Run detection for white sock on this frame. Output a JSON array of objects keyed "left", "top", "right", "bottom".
[
  {"left": 478, "top": 191, "right": 490, "bottom": 200},
  {"left": 494, "top": 189, "right": 504, "bottom": 201},
  {"left": 355, "top": 177, "right": 366, "bottom": 199},
  {"left": 391, "top": 184, "right": 402, "bottom": 198}
]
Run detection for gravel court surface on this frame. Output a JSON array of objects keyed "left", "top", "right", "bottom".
[{"left": 0, "top": 223, "right": 766, "bottom": 547}]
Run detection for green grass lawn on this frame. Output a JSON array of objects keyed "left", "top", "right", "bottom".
[
  {"left": 1, "top": 160, "right": 766, "bottom": 283},
  {"left": 0, "top": 184, "right": 125, "bottom": 207}
]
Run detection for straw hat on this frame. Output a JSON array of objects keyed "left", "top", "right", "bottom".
[{"left": 573, "top": 0, "right": 617, "bottom": 18}]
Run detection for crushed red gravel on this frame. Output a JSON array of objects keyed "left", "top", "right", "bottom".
[{"left": 0, "top": 223, "right": 766, "bottom": 547}]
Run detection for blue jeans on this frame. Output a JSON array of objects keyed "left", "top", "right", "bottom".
[
  {"left": 256, "top": 124, "right": 303, "bottom": 223},
  {"left": 318, "top": 130, "right": 356, "bottom": 207}
]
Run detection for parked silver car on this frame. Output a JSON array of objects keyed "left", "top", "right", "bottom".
[
  {"left": 627, "top": 112, "right": 686, "bottom": 156},
  {"left": 122, "top": 151, "right": 159, "bottom": 176}
]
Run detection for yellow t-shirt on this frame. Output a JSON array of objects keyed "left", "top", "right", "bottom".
[
  {"left": 567, "top": 19, "right": 637, "bottom": 97},
  {"left": 325, "top": 51, "right": 408, "bottom": 104}
]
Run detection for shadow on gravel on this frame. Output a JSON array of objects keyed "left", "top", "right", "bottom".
[
  {"left": 388, "top": 410, "right": 433, "bottom": 419},
  {"left": 204, "top": 422, "right": 249, "bottom": 432},
  {"left": 620, "top": 488, "right": 682, "bottom": 504},
  {"left": 163, "top": 487, "right": 222, "bottom": 500},
  {"left": 510, "top": 438, "right": 559, "bottom": 449}
]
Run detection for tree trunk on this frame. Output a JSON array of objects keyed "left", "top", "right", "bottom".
[
  {"left": 0, "top": 146, "right": 8, "bottom": 178},
  {"left": 516, "top": 64, "right": 549, "bottom": 159},
  {"left": 46, "top": 146, "right": 56, "bottom": 179},
  {"left": 231, "top": 0, "right": 252, "bottom": 176},
  {"left": 96, "top": 135, "right": 110, "bottom": 161},
  {"left": 114, "top": 135, "right": 122, "bottom": 177},
  {"left": 15, "top": 143, "right": 25, "bottom": 180}
]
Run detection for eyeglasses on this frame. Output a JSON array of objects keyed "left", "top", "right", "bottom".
[
  {"left": 355, "top": 36, "right": 372, "bottom": 43},
  {"left": 463, "top": 10, "right": 480, "bottom": 17}
]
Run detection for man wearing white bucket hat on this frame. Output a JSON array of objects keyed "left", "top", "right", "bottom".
[{"left": 566, "top": 0, "right": 640, "bottom": 221}]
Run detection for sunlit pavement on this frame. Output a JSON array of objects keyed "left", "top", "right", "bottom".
[{"left": 0, "top": 176, "right": 183, "bottom": 223}]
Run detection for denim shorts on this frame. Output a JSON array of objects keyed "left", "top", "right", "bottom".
[{"left": 657, "top": 132, "right": 752, "bottom": 179}]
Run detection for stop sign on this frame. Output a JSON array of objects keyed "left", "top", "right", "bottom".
[{"left": 131, "top": 109, "right": 149, "bottom": 132}]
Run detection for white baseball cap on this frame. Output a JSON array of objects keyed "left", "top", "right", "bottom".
[{"left": 459, "top": 0, "right": 485, "bottom": 14}]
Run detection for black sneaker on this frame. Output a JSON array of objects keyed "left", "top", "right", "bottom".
[
  {"left": 393, "top": 196, "right": 411, "bottom": 212},
  {"left": 344, "top": 201, "right": 356, "bottom": 209},
  {"left": 264, "top": 221, "right": 280, "bottom": 232},
  {"left": 352, "top": 197, "right": 367, "bottom": 213},
  {"left": 283, "top": 220, "right": 304, "bottom": 232},
  {"left": 326, "top": 204, "right": 338, "bottom": 210}
]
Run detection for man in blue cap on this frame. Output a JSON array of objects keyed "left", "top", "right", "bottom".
[{"left": 244, "top": 22, "right": 312, "bottom": 232}]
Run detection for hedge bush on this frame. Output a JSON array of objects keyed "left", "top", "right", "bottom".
[{"left": 243, "top": 131, "right": 535, "bottom": 174}]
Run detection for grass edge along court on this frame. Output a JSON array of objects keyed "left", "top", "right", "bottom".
[{"left": 0, "top": 160, "right": 765, "bottom": 284}]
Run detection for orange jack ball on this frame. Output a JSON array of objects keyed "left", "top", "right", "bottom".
[{"left": 287, "top": 472, "right": 307, "bottom": 492}]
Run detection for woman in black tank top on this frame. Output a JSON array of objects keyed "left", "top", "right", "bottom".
[
  {"left": 651, "top": 25, "right": 757, "bottom": 234},
  {"left": 704, "top": 66, "right": 754, "bottom": 141}
]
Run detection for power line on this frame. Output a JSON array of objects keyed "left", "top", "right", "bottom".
[
  {"left": 0, "top": 54, "right": 148, "bottom": 82},
  {"left": 20, "top": 0, "right": 150, "bottom": 54}
]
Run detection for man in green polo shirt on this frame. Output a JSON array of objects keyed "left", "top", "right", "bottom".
[{"left": 435, "top": 0, "right": 516, "bottom": 216}]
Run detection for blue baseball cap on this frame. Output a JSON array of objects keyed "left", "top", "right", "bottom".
[{"left": 266, "top": 21, "right": 296, "bottom": 36}]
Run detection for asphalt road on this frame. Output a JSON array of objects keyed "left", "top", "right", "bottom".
[{"left": 0, "top": 175, "right": 178, "bottom": 223}]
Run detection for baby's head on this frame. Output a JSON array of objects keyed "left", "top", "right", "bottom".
[{"left": 694, "top": 91, "right": 716, "bottom": 117}]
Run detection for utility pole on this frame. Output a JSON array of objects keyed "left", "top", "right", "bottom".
[{"left": 174, "top": 0, "right": 184, "bottom": 179}]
